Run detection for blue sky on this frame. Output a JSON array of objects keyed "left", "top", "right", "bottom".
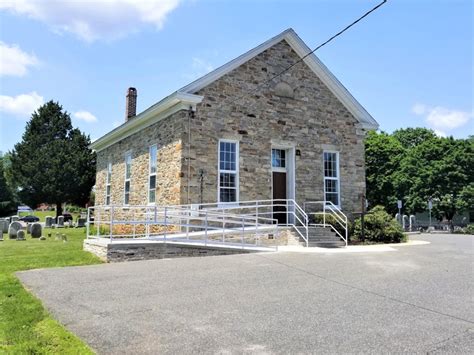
[{"left": 0, "top": 0, "right": 472, "bottom": 153}]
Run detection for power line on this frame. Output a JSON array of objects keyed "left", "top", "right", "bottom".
[{"left": 216, "top": 0, "right": 388, "bottom": 112}]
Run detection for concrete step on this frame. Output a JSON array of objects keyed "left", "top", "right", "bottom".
[{"left": 307, "top": 240, "right": 346, "bottom": 248}]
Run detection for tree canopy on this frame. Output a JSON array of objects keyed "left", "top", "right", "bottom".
[
  {"left": 10, "top": 101, "right": 96, "bottom": 217},
  {"left": 0, "top": 154, "right": 17, "bottom": 216},
  {"left": 365, "top": 128, "right": 474, "bottom": 222}
]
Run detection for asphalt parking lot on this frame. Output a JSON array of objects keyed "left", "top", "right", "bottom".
[{"left": 18, "top": 234, "right": 473, "bottom": 354}]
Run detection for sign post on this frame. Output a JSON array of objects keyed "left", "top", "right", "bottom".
[
  {"left": 397, "top": 200, "right": 402, "bottom": 225},
  {"left": 428, "top": 199, "right": 432, "bottom": 227}
]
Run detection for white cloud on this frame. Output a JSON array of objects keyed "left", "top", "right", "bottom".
[
  {"left": 183, "top": 57, "right": 214, "bottom": 80},
  {"left": 412, "top": 103, "right": 472, "bottom": 132},
  {"left": 0, "top": 0, "right": 181, "bottom": 42},
  {"left": 0, "top": 41, "right": 39, "bottom": 77},
  {"left": 411, "top": 103, "right": 426, "bottom": 115},
  {"left": 74, "top": 110, "right": 97, "bottom": 123},
  {"left": 0, "top": 92, "right": 44, "bottom": 117}
]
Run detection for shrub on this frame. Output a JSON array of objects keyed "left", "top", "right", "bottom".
[
  {"left": 353, "top": 205, "right": 406, "bottom": 244},
  {"left": 464, "top": 224, "right": 474, "bottom": 235}
]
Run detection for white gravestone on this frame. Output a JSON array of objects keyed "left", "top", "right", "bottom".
[
  {"left": 17, "top": 230, "right": 26, "bottom": 240},
  {"left": 8, "top": 221, "right": 23, "bottom": 239}
]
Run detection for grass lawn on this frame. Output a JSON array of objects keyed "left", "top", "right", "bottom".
[{"left": 0, "top": 228, "right": 102, "bottom": 354}]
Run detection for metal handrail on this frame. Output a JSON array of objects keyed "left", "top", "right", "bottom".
[
  {"left": 303, "top": 201, "right": 348, "bottom": 246},
  {"left": 89, "top": 199, "right": 310, "bottom": 247}
]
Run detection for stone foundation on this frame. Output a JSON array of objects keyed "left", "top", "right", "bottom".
[{"left": 84, "top": 227, "right": 302, "bottom": 262}]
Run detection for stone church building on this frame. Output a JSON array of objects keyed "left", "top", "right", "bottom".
[{"left": 91, "top": 29, "right": 379, "bottom": 217}]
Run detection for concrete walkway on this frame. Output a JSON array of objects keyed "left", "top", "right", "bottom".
[{"left": 18, "top": 234, "right": 474, "bottom": 354}]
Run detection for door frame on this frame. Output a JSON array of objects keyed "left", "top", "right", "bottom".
[{"left": 270, "top": 145, "right": 296, "bottom": 223}]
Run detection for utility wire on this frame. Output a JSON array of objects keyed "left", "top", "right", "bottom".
[{"left": 216, "top": 0, "right": 388, "bottom": 112}]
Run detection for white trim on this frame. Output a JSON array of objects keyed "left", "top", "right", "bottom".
[
  {"left": 270, "top": 145, "right": 296, "bottom": 201},
  {"left": 148, "top": 144, "right": 157, "bottom": 204},
  {"left": 124, "top": 151, "right": 132, "bottom": 205},
  {"left": 180, "top": 28, "right": 378, "bottom": 130},
  {"left": 270, "top": 145, "right": 296, "bottom": 224},
  {"left": 217, "top": 139, "right": 239, "bottom": 205},
  {"left": 91, "top": 92, "right": 203, "bottom": 152},
  {"left": 323, "top": 150, "right": 340, "bottom": 208}
]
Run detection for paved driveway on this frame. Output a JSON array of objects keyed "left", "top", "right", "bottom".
[{"left": 18, "top": 234, "right": 473, "bottom": 354}]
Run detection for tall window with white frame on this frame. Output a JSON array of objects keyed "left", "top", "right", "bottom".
[
  {"left": 218, "top": 140, "right": 238, "bottom": 203},
  {"left": 124, "top": 152, "right": 132, "bottom": 205},
  {"left": 105, "top": 161, "right": 112, "bottom": 205},
  {"left": 148, "top": 144, "right": 157, "bottom": 204},
  {"left": 323, "top": 151, "right": 340, "bottom": 206}
]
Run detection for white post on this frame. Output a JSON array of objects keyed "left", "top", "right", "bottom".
[
  {"left": 255, "top": 201, "right": 259, "bottom": 241},
  {"left": 205, "top": 211, "right": 208, "bottom": 246},
  {"left": 323, "top": 204, "right": 326, "bottom": 228},
  {"left": 133, "top": 209, "right": 136, "bottom": 239},
  {"left": 164, "top": 207, "right": 167, "bottom": 242},
  {"left": 241, "top": 217, "right": 245, "bottom": 248},
  {"left": 109, "top": 206, "right": 114, "bottom": 242},
  {"left": 96, "top": 208, "right": 100, "bottom": 238},
  {"left": 222, "top": 209, "right": 225, "bottom": 243},
  {"left": 86, "top": 207, "right": 90, "bottom": 239}
]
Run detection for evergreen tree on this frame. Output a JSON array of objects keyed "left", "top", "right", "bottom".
[
  {"left": 0, "top": 155, "right": 16, "bottom": 216},
  {"left": 10, "top": 101, "right": 96, "bottom": 217}
]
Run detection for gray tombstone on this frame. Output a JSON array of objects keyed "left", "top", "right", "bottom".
[
  {"left": 402, "top": 215, "right": 409, "bottom": 231},
  {"left": 409, "top": 215, "right": 416, "bottom": 232},
  {"left": 0, "top": 218, "right": 8, "bottom": 233},
  {"left": 76, "top": 218, "right": 86, "bottom": 228},
  {"left": 31, "top": 222, "right": 42, "bottom": 238},
  {"left": 45, "top": 216, "right": 53, "bottom": 228},
  {"left": 11, "top": 215, "right": 19, "bottom": 222},
  {"left": 395, "top": 213, "right": 401, "bottom": 225},
  {"left": 8, "top": 221, "right": 23, "bottom": 239},
  {"left": 0, "top": 231, "right": 3, "bottom": 241},
  {"left": 57, "top": 215, "right": 64, "bottom": 227},
  {"left": 17, "top": 230, "right": 26, "bottom": 240},
  {"left": 27, "top": 223, "right": 32, "bottom": 234}
]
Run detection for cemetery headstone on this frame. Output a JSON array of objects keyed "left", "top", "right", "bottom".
[
  {"left": 77, "top": 218, "right": 86, "bottom": 228},
  {"left": 11, "top": 215, "right": 19, "bottom": 222},
  {"left": 0, "top": 219, "right": 8, "bottom": 233},
  {"left": 17, "top": 230, "right": 26, "bottom": 240},
  {"left": 45, "top": 216, "right": 53, "bottom": 228},
  {"left": 31, "top": 223, "right": 42, "bottom": 238},
  {"left": 27, "top": 223, "right": 32, "bottom": 234},
  {"left": 57, "top": 216, "right": 64, "bottom": 228},
  {"left": 409, "top": 215, "right": 416, "bottom": 232},
  {"left": 395, "top": 213, "right": 401, "bottom": 225},
  {"left": 39, "top": 236, "right": 46, "bottom": 241},
  {"left": 0, "top": 232, "right": 3, "bottom": 241},
  {"left": 402, "top": 215, "right": 409, "bottom": 231},
  {"left": 8, "top": 221, "right": 23, "bottom": 239}
]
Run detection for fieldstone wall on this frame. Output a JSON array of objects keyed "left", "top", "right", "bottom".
[
  {"left": 95, "top": 110, "right": 187, "bottom": 206},
  {"left": 84, "top": 239, "right": 256, "bottom": 263},
  {"left": 94, "top": 39, "right": 369, "bottom": 216},
  {"left": 182, "top": 39, "right": 367, "bottom": 215}
]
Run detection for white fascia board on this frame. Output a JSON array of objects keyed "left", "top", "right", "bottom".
[{"left": 90, "top": 92, "right": 203, "bottom": 152}]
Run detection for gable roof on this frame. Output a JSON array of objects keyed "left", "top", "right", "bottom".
[{"left": 91, "top": 28, "right": 378, "bottom": 152}]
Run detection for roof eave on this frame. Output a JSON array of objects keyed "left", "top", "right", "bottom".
[{"left": 90, "top": 92, "right": 203, "bottom": 152}]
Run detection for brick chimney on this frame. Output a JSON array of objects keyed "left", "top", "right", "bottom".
[{"left": 125, "top": 87, "right": 137, "bottom": 121}]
